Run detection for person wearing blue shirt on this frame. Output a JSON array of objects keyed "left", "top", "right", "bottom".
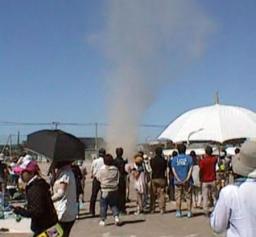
[{"left": 171, "top": 143, "right": 193, "bottom": 218}]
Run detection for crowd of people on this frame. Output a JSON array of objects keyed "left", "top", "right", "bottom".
[
  {"left": 1, "top": 139, "right": 256, "bottom": 237},
  {"left": 89, "top": 144, "right": 239, "bottom": 223}
]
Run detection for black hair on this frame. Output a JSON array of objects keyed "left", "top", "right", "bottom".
[
  {"left": 205, "top": 146, "right": 213, "bottom": 156},
  {"left": 98, "top": 148, "right": 106, "bottom": 157},
  {"left": 235, "top": 148, "right": 240, "bottom": 154},
  {"left": 115, "top": 147, "right": 124, "bottom": 157},
  {"left": 104, "top": 154, "right": 114, "bottom": 166},
  {"left": 155, "top": 147, "right": 163, "bottom": 156},
  {"left": 177, "top": 143, "right": 186, "bottom": 154}
]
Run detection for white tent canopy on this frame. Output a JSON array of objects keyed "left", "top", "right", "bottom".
[{"left": 158, "top": 104, "right": 256, "bottom": 143}]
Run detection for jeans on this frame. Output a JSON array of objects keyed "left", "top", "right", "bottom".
[{"left": 100, "top": 190, "right": 119, "bottom": 220}]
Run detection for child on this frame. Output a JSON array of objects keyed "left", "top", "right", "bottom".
[
  {"left": 97, "top": 154, "right": 120, "bottom": 226},
  {"left": 190, "top": 151, "right": 202, "bottom": 208}
]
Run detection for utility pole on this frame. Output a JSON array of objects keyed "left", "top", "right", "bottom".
[
  {"left": 52, "top": 121, "right": 60, "bottom": 130},
  {"left": 95, "top": 122, "right": 98, "bottom": 154},
  {"left": 17, "top": 131, "right": 20, "bottom": 146}
]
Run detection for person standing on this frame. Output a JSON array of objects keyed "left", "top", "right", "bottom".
[
  {"left": 113, "top": 147, "right": 127, "bottom": 214},
  {"left": 0, "top": 153, "right": 8, "bottom": 193},
  {"left": 211, "top": 139, "right": 256, "bottom": 237},
  {"left": 168, "top": 151, "right": 177, "bottom": 201},
  {"left": 89, "top": 148, "right": 105, "bottom": 216},
  {"left": 132, "top": 154, "right": 146, "bottom": 215},
  {"left": 97, "top": 154, "right": 120, "bottom": 226},
  {"left": 199, "top": 146, "right": 218, "bottom": 216},
  {"left": 190, "top": 151, "right": 202, "bottom": 208},
  {"left": 150, "top": 147, "right": 167, "bottom": 214},
  {"left": 172, "top": 143, "right": 193, "bottom": 218},
  {"left": 51, "top": 161, "right": 78, "bottom": 237},
  {"left": 12, "top": 159, "right": 61, "bottom": 237}
]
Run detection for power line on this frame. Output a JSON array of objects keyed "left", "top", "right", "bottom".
[{"left": 0, "top": 121, "right": 166, "bottom": 128}]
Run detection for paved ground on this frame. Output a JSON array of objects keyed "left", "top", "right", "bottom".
[{"left": 0, "top": 162, "right": 223, "bottom": 237}]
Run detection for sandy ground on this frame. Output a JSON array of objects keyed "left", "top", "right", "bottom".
[{"left": 0, "top": 162, "right": 223, "bottom": 237}]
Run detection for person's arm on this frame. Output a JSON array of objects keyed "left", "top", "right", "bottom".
[
  {"left": 90, "top": 160, "right": 95, "bottom": 179},
  {"left": 210, "top": 189, "right": 231, "bottom": 233},
  {"left": 172, "top": 167, "right": 182, "bottom": 183},
  {"left": 14, "top": 183, "right": 50, "bottom": 218},
  {"left": 184, "top": 165, "right": 193, "bottom": 183},
  {"left": 52, "top": 182, "right": 67, "bottom": 202}
]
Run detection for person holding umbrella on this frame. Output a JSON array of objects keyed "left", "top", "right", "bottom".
[
  {"left": 12, "top": 159, "right": 62, "bottom": 237},
  {"left": 51, "top": 161, "right": 78, "bottom": 237}
]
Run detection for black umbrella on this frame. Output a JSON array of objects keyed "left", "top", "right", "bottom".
[{"left": 27, "top": 129, "right": 85, "bottom": 161}]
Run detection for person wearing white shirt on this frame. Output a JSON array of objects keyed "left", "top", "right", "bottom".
[
  {"left": 89, "top": 148, "right": 105, "bottom": 216},
  {"left": 211, "top": 139, "right": 256, "bottom": 237}
]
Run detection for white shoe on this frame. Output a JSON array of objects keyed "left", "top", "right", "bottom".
[
  {"left": 114, "top": 216, "right": 120, "bottom": 226},
  {"left": 99, "top": 220, "right": 105, "bottom": 226}
]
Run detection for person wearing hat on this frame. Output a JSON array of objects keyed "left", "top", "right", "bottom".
[
  {"left": 89, "top": 148, "right": 106, "bottom": 216},
  {"left": 12, "top": 159, "right": 60, "bottom": 237},
  {"left": 132, "top": 154, "right": 146, "bottom": 215},
  {"left": 211, "top": 139, "right": 256, "bottom": 237}
]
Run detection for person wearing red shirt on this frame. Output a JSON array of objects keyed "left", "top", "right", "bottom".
[{"left": 199, "top": 146, "right": 218, "bottom": 216}]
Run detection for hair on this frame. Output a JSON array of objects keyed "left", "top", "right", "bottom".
[
  {"left": 172, "top": 150, "right": 178, "bottom": 157},
  {"left": 138, "top": 151, "right": 144, "bottom": 157},
  {"left": 53, "top": 160, "right": 72, "bottom": 169},
  {"left": 98, "top": 148, "right": 106, "bottom": 157},
  {"left": 115, "top": 147, "right": 124, "bottom": 157},
  {"left": 104, "top": 154, "right": 114, "bottom": 166},
  {"left": 134, "top": 154, "right": 143, "bottom": 165},
  {"left": 205, "top": 145, "right": 213, "bottom": 156},
  {"left": 235, "top": 148, "right": 240, "bottom": 154},
  {"left": 177, "top": 143, "right": 186, "bottom": 154},
  {"left": 155, "top": 147, "right": 163, "bottom": 156},
  {"left": 190, "top": 150, "right": 198, "bottom": 165}
]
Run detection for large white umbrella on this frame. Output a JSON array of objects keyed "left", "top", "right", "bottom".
[{"left": 158, "top": 104, "right": 256, "bottom": 143}]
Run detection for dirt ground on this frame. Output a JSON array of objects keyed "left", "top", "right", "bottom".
[{"left": 1, "top": 162, "right": 223, "bottom": 237}]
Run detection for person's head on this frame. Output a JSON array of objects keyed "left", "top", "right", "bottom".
[
  {"left": 205, "top": 145, "right": 213, "bottom": 156},
  {"left": 134, "top": 154, "right": 143, "bottom": 165},
  {"left": 115, "top": 147, "right": 124, "bottom": 157},
  {"left": 235, "top": 148, "right": 240, "bottom": 154},
  {"left": 98, "top": 148, "right": 106, "bottom": 158},
  {"left": 138, "top": 151, "right": 144, "bottom": 157},
  {"left": 232, "top": 139, "right": 256, "bottom": 178},
  {"left": 14, "top": 160, "right": 40, "bottom": 183},
  {"left": 177, "top": 143, "right": 186, "bottom": 154},
  {"left": 53, "top": 160, "right": 72, "bottom": 169},
  {"left": 155, "top": 147, "right": 163, "bottom": 156},
  {"left": 104, "top": 154, "right": 114, "bottom": 166},
  {"left": 172, "top": 150, "right": 178, "bottom": 158},
  {"left": 190, "top": 150, "right": 198, "bottom": 165}
]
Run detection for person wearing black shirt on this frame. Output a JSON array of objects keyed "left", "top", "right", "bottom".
[
  {"left": 150, "top": 147, "right": 167, "bottom": 214},
  {"left": 113, "top": 147, "right": 128, "bottom": 214}
]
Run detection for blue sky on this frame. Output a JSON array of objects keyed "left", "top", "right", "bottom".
[{"left": 1, "top": 0, "right": 256, "bottom": 144}]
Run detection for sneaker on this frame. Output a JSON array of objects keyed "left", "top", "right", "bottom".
[
  {"left": 114, "top": 216, "right": 121, "bottom": 226},
  {"left": 187, "top": 211, "right": 193, "bottom": 218},
  {"left": 99, "top": 220, "right": 105, "bottom": 226},
  {"left": 175, "top": 210, "right": 182, "bottom": 218}
]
